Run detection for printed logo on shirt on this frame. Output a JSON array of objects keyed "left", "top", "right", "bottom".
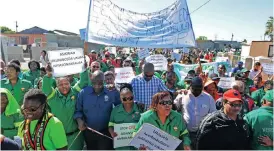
[
  {"left": 71, "top": 96, "right": 75, "bottom": 100},
  {"left": 104, "top": 95, "right": 109, "bottom": 102},
  {"left": 202, "top": 104, "right": 208, "bottom": 108},
  {"left": 174, "top": 126, "right": 178, "bottom": 131},
  {"left": 21, "top": 88, "right": 25, "bottom": 91}
]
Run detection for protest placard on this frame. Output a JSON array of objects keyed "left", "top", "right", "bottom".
[
  {"left": 129, "top": 123, "right": 182, "bottom": 150},
  {"left": 262, "top": 63, "right": 274, "bottom": 75},
  {"left": 138, "top": 48, "right": 150, "bottom": 59},
  {"left": 115, "top": 67, "right": 135, "bottom": 83},
  {"left": 114, "top": 123, "right": 136, "bottom": 148},
  {"left": 218, "top": 77, "right": 235, "bottom": 89},
  {"left": 145, "top": 55, "right": 167, "bottom": 71},
  {"left": 171, "top": 52, "right": 182, "bottom": 62},
  {"left": 48, "top": 48, "right": 85, "bottom": 77},
  {"left": 216, "top": 57, "right": 229, "bottom": 62}
]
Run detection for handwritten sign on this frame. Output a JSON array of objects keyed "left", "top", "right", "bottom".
[
  {"left": 262, "top": 63, "right": 274, "bottom": 75},
  {"left": 129, "top": 123, "right": 181, "bottom": 150},
  {"left": 86, "top": 0, "right": 196, "bottom": 48},
  {"left": 48, "top": 49, "right": 85, "bottom": 77},
  {"left": 145, "top": 55, "right": 167, "bottom": 71},
  {"left": 114, "top": 123, "right": 136, "bottom": 148},
  {"left": 218, "top": 77, "right": 235, "bottom": 89},
  {"left": 138, "top": 48, "right": 150, "bottom": 59},
  {"left": 115, "top": 67, "right": 135, "bottom": 83}
]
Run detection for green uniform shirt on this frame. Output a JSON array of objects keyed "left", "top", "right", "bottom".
[
  {"left": 251, "top": 89, "right": 266, "bottom": 107},
  {"left": 245, "top": 78, "right": 254, "bottom": 94},
  {"left": 109, "top": 104, "right": 141, "bottom": 150},
  {"left": 1, "top": 78, "right": 32, "bottom": 106},
  {"left": 134, "top": 110, "right": 191, "bottom": 148},
  {"left": 70, "top": 77, "right": 79, "bottom": 87},
  {"left": 41, "top": 70, "right": 88, "bottom": 150},
  {"left": 244, "top": 106, "right": 273, "bottom": 150},
  {"left": 18, "top": 115, "right": 68, "bottom": 150},
  {"left": 1, "top": 113, "right": 23, "bottom": 139},
  {"left": 22, "top": 70, "right": 40, "bottom": 85}
]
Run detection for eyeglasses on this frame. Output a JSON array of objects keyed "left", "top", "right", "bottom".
[
  {"left": 21, "top": 103, "right": 44, "bottom": 113},
  {"left": 226, "top": 102, "right": 242, "bottom": 108},
  {"left": 122, "top": 96, "right": 134, "bottom": 101},
  {"left": 92, "top": 66, "right": 100, "bottom": 69},
  {"left": 159, "top": 100, "right": 172, "bottom": 106}
]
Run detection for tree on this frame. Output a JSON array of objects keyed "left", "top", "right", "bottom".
[
  {"left": 196, "top": 36, "right": 208, "bottom": 40},
  {"left": 242, "top": 39, "right": 247, "bottom": 43},
  {"left": 264, "top": 16, "right": 273, "bottom": 41},
  {"left": 0, "top": 26, "right": 16, "bottom": 34}
]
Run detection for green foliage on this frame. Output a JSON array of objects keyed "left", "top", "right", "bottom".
[
  {"left": 264, "top": 16, "right": 273, "bottom": 41},
  {"left": 0, "top": 26, "right": 16, "bottom": 34},
  {"left": 196, "top": 36, "right": 208, "bottom": 40}
]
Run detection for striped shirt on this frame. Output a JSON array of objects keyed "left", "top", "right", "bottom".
[{"left": 131, "top": 74, "right": 169, "bottom": 109}]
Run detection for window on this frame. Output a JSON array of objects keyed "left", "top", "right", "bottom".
[
  {"left": 268, "top": 45, "right": 273, "bottom": 57},
  {"left": 34, "top": 38, "right": 42, "bottom": 47}
]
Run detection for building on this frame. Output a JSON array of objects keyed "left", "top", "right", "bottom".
[
  {"left": 195, "top": 40, "right": 242, "bottom": 50},
  {"left": 249, "top": 41, "right": 273, "bottom": 58}
]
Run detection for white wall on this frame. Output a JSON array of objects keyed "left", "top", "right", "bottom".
[{"left": 7, "top": 46, "right": 24, "bottom": 62}]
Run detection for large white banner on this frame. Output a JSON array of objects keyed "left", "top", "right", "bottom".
[
  {"left": 86, "top": 0, "right": 196, "bottom": 48},
  {"left": 48, "top": 49, "right": 85, "bottom": 77},
  {"left": 129, "top": 123, "right": 182, "bottom": 150}
]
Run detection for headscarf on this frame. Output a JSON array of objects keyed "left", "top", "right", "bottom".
[{"left": 0, "top": 88, "right": 20, "bottom": 116}]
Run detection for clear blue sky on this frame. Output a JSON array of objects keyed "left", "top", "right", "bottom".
[{"left": 0, "top": 0, "right": 273, "bottom": 43}]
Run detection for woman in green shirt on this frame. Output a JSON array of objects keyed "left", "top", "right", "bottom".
[
  {"left": 22, "top": 60, "right": 41, "bottom": 85},
  {"left": 18, "top": 89, "right": 68, "bottom": 150},
  {"left": 108, "top": 84, "right": 142, "bottom": 150},
  {"left": 41, "top": 64, "right": 88, "bottom": 150},
  {"left": 134, "top": 91, "right": 191, "bottom": 150},
  {"left": 1, "top": 88, "right": 23, "bottom": 139}
]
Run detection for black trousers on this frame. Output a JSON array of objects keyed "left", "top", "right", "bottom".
[
  {"left": 189, "top": 131, "right": 198, "bottom": 150},
  {"left": 83, "top": 128, "right": 113, "bottom": 150}
]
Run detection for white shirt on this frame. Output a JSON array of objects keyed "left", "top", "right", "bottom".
[
  {"left": 40, "top": 56, "right": 47, "bottom": 67},
  {"left": 174, "top": 91, "right": 217, "bottom": 132},
  {"left": 249, "top": 69, "right": 260, "bottom": 79}
]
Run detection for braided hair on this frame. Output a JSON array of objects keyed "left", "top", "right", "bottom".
[{"left": 21, "top": 89, "right": 50, "bottom": 132}]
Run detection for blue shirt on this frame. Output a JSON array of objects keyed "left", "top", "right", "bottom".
[
  {"left": 232, "top": 67, "right": 243, "bottom": 73},
  {"left": 131, "top": 75, "right": 170, "bottom": 109},
  {"left": 74, "top": 86, "right": 121, "bottom": 131}
]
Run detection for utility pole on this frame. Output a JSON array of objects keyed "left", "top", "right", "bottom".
[
  {"left": 15, "top": 21, "right": 18, "bottom": 33},
  {"left": 214, "top": 34, "right": 218, "bottom": 41},
  {"left": 231, "top": 33, "right": 234, "bottom": 41}
]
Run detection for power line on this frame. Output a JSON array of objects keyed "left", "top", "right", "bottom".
[{"left": 190, "top": 0, "right": 212, "bottom": 14}]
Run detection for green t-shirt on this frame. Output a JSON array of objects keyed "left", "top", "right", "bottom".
[
  {"left": 22, "top": 70, "right": 40, "bottom": 86},
  {"left": 1, "top": 78, "right": 32, "bottom": 106},
  {"left": 134, "top": 110, "right": 191, "bottom": 148},
  {"left": 251, "top": 89, "right": 266, "bottom": 107},
  {"left": 1, "top": 113, "right": 23, "bottom": 139},
  {"left": 109, "top": 104, "right": 141, "bottom": 150},
  {"left": 244, "top": 106, "right": 273, "bottom": 150},
  {"left": 18, "top": 115, "right": 68, "bottom": 150}
]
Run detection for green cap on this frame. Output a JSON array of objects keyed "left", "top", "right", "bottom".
[
  {"left": 241, "top": 68, "right": 250, "bottom": 73},
  {"left": 262, "top": 90, "right": 273, "bottom": 102}
]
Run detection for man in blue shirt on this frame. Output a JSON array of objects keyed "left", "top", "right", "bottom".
[
  {"left": 74, "top": 70, "right": 121, "bottom": 150},
  {"left": 232, "top": 61, "right": 244, "bottom": 76}
]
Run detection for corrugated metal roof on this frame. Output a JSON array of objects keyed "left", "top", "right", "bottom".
[{"left": 19, "top": 26, "right": 48, "bottom": 34}]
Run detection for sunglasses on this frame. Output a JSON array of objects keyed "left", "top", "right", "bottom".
[
  {"left": 226, "top": 102, "right": 242, "bottom": 108},
  {"left": 122, "top": 96, "right": 134, "bottom": 101},
  {"left": 159, "top": 100, "right": 172, "bottom": 106},
  {"left": 92, "top": 66, "right": 100, "bottom": 69},
  {"left": 21, "top": 103, "right": 44, "bottom": 113},
  {"left": 145, "top": 74, "right": 153, "bottom": 78}
]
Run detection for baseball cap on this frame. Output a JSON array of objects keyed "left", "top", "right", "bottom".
[
  {"left": 241, "top": 68, "right": 250, "bottom": 73},
  {"left": 262, "top": 90, "right": 273, "bottom": 103},
  {"left": 223, "top": 89, "right": 242, "bottom": 102},
  {"left": 238, "top": 61, "right": 243, "bottom": 65},
  {"left": 209, "top": 73, "right": 220, "bottom": 80},
  {"left": 191, "top": 77, "right": 203, "bottom": 87}
]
